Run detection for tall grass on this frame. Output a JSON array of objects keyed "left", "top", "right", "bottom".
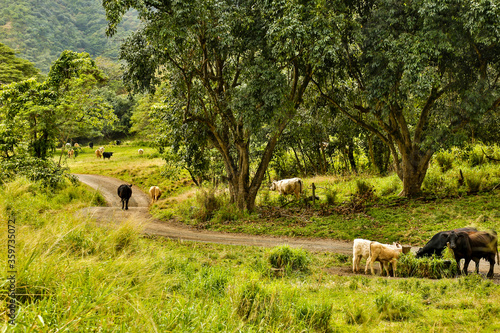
[{"left": 2, "top": 178, "right": 500, "bottom": 331}]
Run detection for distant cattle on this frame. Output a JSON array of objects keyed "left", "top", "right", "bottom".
[
  {"left": 138, "top": 149, "right": 144, "bottom": 155},
  {"left": 65, "top": 143, "right": 71, "bottom": 149},
  {"left": 68, "top": 149, "right": 74, "bottom": 158},
  {"left": 117, "top": 184, "right": 133, "bottom": 210},
  {"left": 74, "top": 143, "right": 80, "bottom": 148},
  {"left": 448, "top": 230, "right": 499, "bottom": 278},
  {"left": 103, "top": 152, "right": 113, "bottom": 159},
  {"left": 149, "top": 186, "right": 162, "bottom": 203},
  {"left": 270, "top": 177, "right": 303, "bottom": 199},
  {"left": 89, "top": 142, "right": 94, "bottom": 149},
  {"left": 116, "top": 140, "right": 121, "bottom": 145},
  {"left": 367, "top": 242, "right": 403, "bottom": 277},
  {"left": 95, "top": 149, "right": 102, "bottom": 158},
  {"left": 416, "top": 227, "right": 478, "bottom": 258}
]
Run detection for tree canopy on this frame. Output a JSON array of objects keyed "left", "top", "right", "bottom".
[
  {"left": 0, "top": 42, "right": 40, "bottom": 84},
  {"left": 104, "top": 0, "right": 343, "bottom": 210}
]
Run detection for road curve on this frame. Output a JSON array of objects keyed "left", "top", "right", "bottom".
[{"left": 74, "top": 174, "right": 354, "bottom": 254}]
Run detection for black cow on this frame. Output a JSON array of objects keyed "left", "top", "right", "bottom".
[
  {"left": 416, "top": 227, "right": 478, "bottom": 258},
  {"left": 117, "top": 184, "right": 133, "bottom": 210},
  {"left": 89, "top": 141, "right": 94, "bottom": 149},
  {"left": 448, "top": 230, "right": 499, "bottom": 278},
  {"left": 116, "top": 140, "right": 121, "bottom": 145},
  {"left": 103, "top": 152, "right": 113, "bottom": 159}
]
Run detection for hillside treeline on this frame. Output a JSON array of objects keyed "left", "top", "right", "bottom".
[{"left": 0, "top": 0, "right": 139, "bottom": 73}]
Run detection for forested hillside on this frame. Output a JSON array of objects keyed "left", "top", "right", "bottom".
[{"left": 0, "top": 0, "right": 139, "bottom": 73}]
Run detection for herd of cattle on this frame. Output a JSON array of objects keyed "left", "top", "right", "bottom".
[
  {"left": 354, "top": 227, "right": 499, "bottom": 278},
  {"left": 64, "top": 141, "right": 145, "bottom": 160}
]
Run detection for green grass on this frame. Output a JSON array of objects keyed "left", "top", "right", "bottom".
[{"left": 2, "top": 178, "right": 500, "bottom": 331}]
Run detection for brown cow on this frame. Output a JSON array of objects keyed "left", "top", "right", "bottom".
[
  {"left": 366, "top": 242, "right": 403, "bottom": 277},
  {"left": 149, "top": 186, "right": 162, "bottom": 203}
]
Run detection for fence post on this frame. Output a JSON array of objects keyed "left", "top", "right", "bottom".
[{"left": 312, "top": 183, "right": 316, "bottom": 206}]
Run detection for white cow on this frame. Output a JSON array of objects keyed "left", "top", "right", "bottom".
[
  {"left": 138, "top": 149, "right": 144, "bottom": 155},
  {"left": 269, "top": 178, "right": 303, "bottom": 199},
  {"left": 353, "top": 239, "right": 381, "bottom": 273}
]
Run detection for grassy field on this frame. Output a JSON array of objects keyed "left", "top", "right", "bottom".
[
  {"left": 2, "top": 143, "right": 492, "bottom": 331},
  {"left": 1, "top": 177, "right": 500, "bottom": 331}
]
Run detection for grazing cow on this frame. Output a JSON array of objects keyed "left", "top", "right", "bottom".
[
  {"left": 99, "top": 147, "right": 105, "bottom": 152},
  {"left": 353, "top": 239, "right": 382, "bottom": 273},
  {"left": 68, "top": 149, "right": 74, "bottom": 158},
  {"left": 416, "top": 227, "right": 478, "bottom": 258},
  {"left": 117, "top": 184, "right": 133, "bottom": 210},
  {"left": 448, "top": 230, "right": 499, "bottom": 278},
  {"left": 149, "top": 186, "right": 162, "bottom": 203},
  {"left": 95, "top": 149, "right": 102, "bottom": 158},
  {"left": 89, "top": 142, "right": 94, "bottom": 149},
  {"left": 366, "top": 242, "right": 403, "bottom": 276},
  {"left": 138, "top": 149, "right": 144, "bottom": 155},
  {"left": 103, "top": 152, "right": 113, "bottom": 159},
  {"left": 116, "top": 140, "right": 121, "bottom": 145},
  {"left": 269, "top": 177, "right": 303, "bottom": 199},
  {"left": 74, "top": 143, "right": 80, "bottom": 148},
  {"left": 65, "top": 143, "right": 71, "bottom": 149}
]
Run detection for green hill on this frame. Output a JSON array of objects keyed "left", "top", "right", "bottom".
[{"left": 0, "top": 0, "right": 139, "bottom": 73}]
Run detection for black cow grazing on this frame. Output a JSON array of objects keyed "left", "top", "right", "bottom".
[
  {"left": 448, "top": 230, "right": 499, "bottom": 278},
  {"left": 103, "top": 152, "right": 113, "bottom": 159},
  {"left": 117, "top": 184, "right": 133, "bottom": 210},
  {"left": 89, "top": 141, "right": 94, "bottom": 149},
  {"left": 416, "top": 227, "right": 478, "bottom": 258},
  {"left": 116, "top": 140, "right": 121, "bottom": 145}
]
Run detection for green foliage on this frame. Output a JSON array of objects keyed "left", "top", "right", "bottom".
[
  {"left": 435, "top": 150, "right": 455, "bottom": 173},
  {"left": 397, "top": 254, "right": 458, "bottom": 279},
  {"left": 268, "top": 245, "right": 310, "bottom": 272},
  {"left": 295, "top": 301, "right": 332, "bottom": 332},
  {"left": 0, "top": 0, "right": 140, "bottom": 73},
  {"left": 0, "top": 42, "right": 40, "bottom": 84},
  {"left": 375, "top": 291, "right": 419, "bottom": 321}
]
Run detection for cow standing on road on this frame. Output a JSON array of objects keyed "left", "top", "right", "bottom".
[
  {"left": 117, "top": 184, "right": 133, "bottom": 210},
  {"left": 448, "top": 230, "right": 499, "bottom": 278}
]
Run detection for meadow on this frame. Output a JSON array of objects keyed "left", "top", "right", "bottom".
[{"left": 1, "top": 142, "right": 499, "bottom": 331}]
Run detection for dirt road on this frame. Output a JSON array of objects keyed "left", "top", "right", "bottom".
[
  {"left": 74, "top": 174, "right": 354, "bottom": 254},
  {"left": 75, "top": 174, "right": 497, "bottom": 278}
]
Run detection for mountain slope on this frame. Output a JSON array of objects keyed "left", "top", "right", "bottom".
[{"left": 0, "top": 0, "right": 139, "bottom": 73}]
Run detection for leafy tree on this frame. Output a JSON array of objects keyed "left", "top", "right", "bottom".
[
  {"left": 0, "top": 42, "right": 40, "bottom": 84},
  {"left": 103, "top": 0, "right": 341, "bottom": 210},
  {"left": 314, "top": 0, "right": 500, "bottom": 196},
  {"left": 0, "top": 51, "right": 117, "bottom": 164}
]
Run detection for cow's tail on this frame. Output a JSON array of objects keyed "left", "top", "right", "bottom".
[{"left": 299, "top": 179, "right": 303, "bottom": 194}]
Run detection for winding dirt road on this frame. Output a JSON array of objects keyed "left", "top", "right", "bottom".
[
  {"left": 74, "top": 174, "right": 354, "bottom": 254},
  {"left": 75, "top": 174, "right": 497, "bottom": 278}
]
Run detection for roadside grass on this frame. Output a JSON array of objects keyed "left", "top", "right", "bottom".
[{"left": 2, "top": 178, "right": 500, "bottom": 331}]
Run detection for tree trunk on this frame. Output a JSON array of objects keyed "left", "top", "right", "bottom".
[{"left": 397, "top": 148, "right": 432, "bottom": 197}]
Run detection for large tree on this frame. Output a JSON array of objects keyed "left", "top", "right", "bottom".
[
  {"left": 314, "top": 0, "right": 500, "bottom": 196},
  {"left": 0, "top": 42, "right": 40, "bottom": 85},
  {"left": 103, "top": 0, "right": 341, "bottom": 210}
]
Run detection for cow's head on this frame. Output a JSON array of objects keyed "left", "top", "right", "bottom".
[
  {"left": 448, "top": 231, "right": 468, "bottom": 250},
  {"left": 269, "top": 181, "right": 277, "bottom": 191}
]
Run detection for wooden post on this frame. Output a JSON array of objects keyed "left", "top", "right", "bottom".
[{"left": 312, "top": 183, "right": 316, "bottom": 206}]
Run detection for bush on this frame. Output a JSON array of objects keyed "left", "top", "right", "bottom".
[
  {"left": 375, "top": 291, "right": 419, "bottom": 321},
  {"left": 324, "top": 186, "right": 338, "bottom": 205},
  {"left": 397, "top": 253, "right": 457, "bottom": 279},
  {"left": 268, "top": 245, "right": 310, "bottom": 272},
  {"left": 194, "top": 188, "right": 222, "bottom": 221},
  {"left": 435, "top": 150, "right": 455, "bottom": 173},
  {"left": 295, "top": 301, "right": 332, "bottom": 331}
]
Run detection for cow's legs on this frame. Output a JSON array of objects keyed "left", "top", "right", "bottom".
[
  {"left": 487, "top": 259, "right": 495, "bottom": 278},
  {"left": 462, "top": 259, "right": 471, "bottom": 275},
  {"left": 125, "top": 198, "right": 129, "bottom": 210}
]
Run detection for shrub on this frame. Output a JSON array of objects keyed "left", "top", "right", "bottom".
[
  {"left": 268, "top": 245, "right": 310, "bottom": 272},
  {"left": 324, "top": 186, "right": 338, "bottom": 205},
  {"left": 295, "top": 301, "right": 332, "bottom": 331},
  {"left": 397, "top": 253, "right": 457, "bottom": 279},
  {"left": 344, "top": 303, "right": 367, "bottom": 325},
  {"left": 375, "top": 291, "right": 419, "bottom": 321},
  {"left": 194, "top": 188, "right": 222, "bottom": 221},
  {"left": 435, "top": 150, "right": 455, "bottom": 173},
  {"left": 236, "top": 282, "right": 281, "bottom": 324},
  {"left": 465, "top": 171, "right": 485, "bottom": 193}
]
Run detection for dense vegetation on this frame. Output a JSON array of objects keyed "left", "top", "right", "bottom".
[{"left": 0, "top": 0, "right": 139, "bottom": 73}]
